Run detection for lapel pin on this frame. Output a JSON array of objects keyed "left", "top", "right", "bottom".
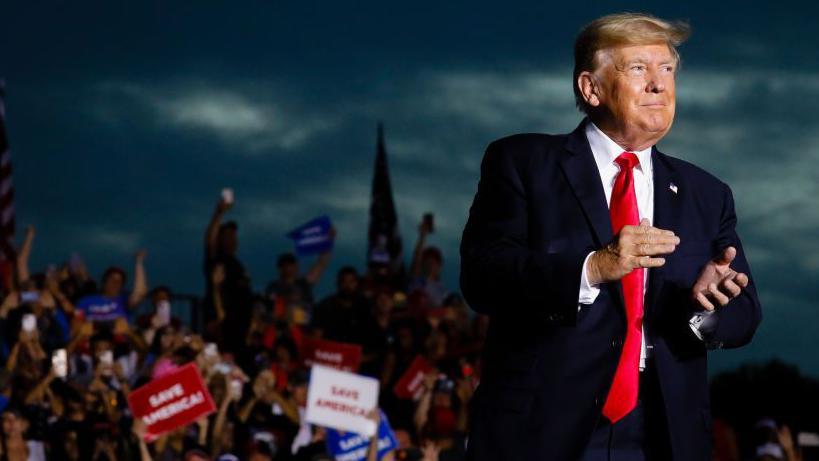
[{"left": 669, "top": 183, "right": 678, "bottom": 194}]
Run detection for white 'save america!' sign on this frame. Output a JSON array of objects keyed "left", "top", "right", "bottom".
[{"left": 304, "top": 364, "right": 380, "bottom": 437}]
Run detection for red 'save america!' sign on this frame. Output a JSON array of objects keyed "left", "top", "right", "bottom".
[
  {"left": 127, "top": 363, "right": 216, "bottom": 440},
  {"left": 301, "top": 337, "right": 362, "bottom": 372}
]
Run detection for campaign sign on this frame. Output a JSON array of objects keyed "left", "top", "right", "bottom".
[
  {"left": 305, "top": 364, "right": 380, "bottom": 437},
  {"left": 392, "top": 355, "right": 433, "bottom": 400},
  {"left": 326, "top": 410, "right": 398, "bottom": 461},
  {"left": 127, "top": 363, "right": 216, "bottom": 441},
  {"left": 287, "top": 215, "right": 334, "bottom": 256},
  {"left": 301, "top": 337, "right": 362, "bottom": 373},
  {"left": 76, "top": 294, "right": 128, "bottom": 321}
]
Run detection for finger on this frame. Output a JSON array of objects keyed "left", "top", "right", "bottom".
[
  {"left": 635, "top": 233, "right": 681, "bottom": 247},
  {"left": 643, "top": 225, "right": 677, "bottom": 237},
  {"left": 624, "top": 224, "right": 676, "bottom": 237},
  {"left": 714, "top": 246, "right": 737, "bottom": 265},
  {"left": 633, "top": 243, "right": 678, "bottom": 256},
  {"left": 632, "top": 255, "right": 665, "bottom": 268},
  {"left": 708, "top": 283, "right": 730, "bottom": 306},
  {"left": 734, "top": 272, "right": 749, "bottom": 288},
  {"left": 720, "top": 277, "right": 741, "bottom": 298},
  {"left": 695, "top": 291, "right": 715, "bottom": 311}
]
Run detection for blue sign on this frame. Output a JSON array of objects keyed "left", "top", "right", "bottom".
[
  {"left": 76, "top": 294, "right": 128, "bottom": 321},
  {"left": 325, "top": 410, "right": 397, "bottom": 461},
  {"left": 287, "top": 215, "right": 334, "bottom": 256}
]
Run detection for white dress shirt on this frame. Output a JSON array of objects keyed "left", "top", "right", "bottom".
[{"left": 578, "top": 121, "right": 713, "bottom": 370}]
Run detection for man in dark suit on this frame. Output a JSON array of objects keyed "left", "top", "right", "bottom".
[{"left": 460, "top": 13, "right": 762, "bottom": 461}]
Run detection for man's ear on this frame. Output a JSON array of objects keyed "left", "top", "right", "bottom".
[{"left": 577, "top": 71, "right": 601, "bottom": 108}]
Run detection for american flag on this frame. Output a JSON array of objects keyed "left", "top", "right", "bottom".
[{"left": 0, "top": 80, "right": 16, "bottom": 263}]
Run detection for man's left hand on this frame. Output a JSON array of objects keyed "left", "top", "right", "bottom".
[{"left": 691, "top": 246, "right": 749, "bottom": 311}]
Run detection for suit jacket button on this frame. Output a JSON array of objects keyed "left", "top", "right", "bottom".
[
  {"left": 611, "top": 338, "right": 623, "bottom": 348},
  {"left": 594, "top": 396, "right": 600, "bottom": 406}
]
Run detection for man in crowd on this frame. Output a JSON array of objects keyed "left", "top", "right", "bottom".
[{"left": 204, "top": 195, "right": 253, "bottom": 356}]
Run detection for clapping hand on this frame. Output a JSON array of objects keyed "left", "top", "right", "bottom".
[
  {"left": 587, "top": 219, "right": 679, "bottom": 284},
  {"left": 691, "top": 246, "right": 749, "bottom": 311}
]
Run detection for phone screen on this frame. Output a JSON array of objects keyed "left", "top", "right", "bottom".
[
  {"left": 204, "top": 343, "right": 218, "bottom": 358},
  {"left": 52, "top": 349, "right": 68, "bottom": 378},
  {"left": 221, "top": 187, "right": 234, "bottom": 204},
  {"left": 157, "top": 301, "right": 171, "bottom": 326},
  {"left": 230, "top": 379, "right": 243, "bottom": 399},
  {"left": 22, "top": 314, "right": 37, "bottom": 332},
  {"left": 99, "top": 350, "right": 114, "bottom": 376}
]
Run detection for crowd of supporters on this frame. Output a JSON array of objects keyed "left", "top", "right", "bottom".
[{"left": 0, "top": 196, "right": 487, "bottom": 461}]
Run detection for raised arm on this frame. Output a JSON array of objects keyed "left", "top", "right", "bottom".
[
  {"left": 16, "top": 225, "right": 35, "bottom": 284},
  {"left": 211, "top": 387, "right": 234, "bottom": 456},
  {"left": 205, "top": 198, "right": 232, "bottom": 259},
  {"left": 211, "top": 263, "right": 226, "bottom": 323},
  {"left": 128, "top": 250, "right": 148, "bottom": 308},
  {"left": 131, "top": 419, "right": 154, "bottom": 461},
  {"left": 459, "top": 141, "right": 587, "bottom": 319},
  {"left": 304, "top": 227, "right": 335, "bottom": 285}
]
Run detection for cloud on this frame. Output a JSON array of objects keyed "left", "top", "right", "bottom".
[
  {"left": 87, "top": 226, "right": 141, "bottom": 253},
  {"left": 94, "top": 81, "right": 338, "bottom": 153}
]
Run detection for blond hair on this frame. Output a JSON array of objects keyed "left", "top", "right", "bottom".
[{"left": 573, "top": 13, "right": 691, "bottom": 112}]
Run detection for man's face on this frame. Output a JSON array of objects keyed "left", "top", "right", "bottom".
[
  {"left": 593, "top": 44, "right": 677, "bottom": 143},
  {"left": 422, "top": 255, "right": 442, "bottom": 278},
  {"left": 338, "top": 273, "right": 358, "bottom": 296},
  {"left": 152, "top": 289, "right": 170, "bottom": 306},
  {"left": 102, "top": 272, "right": 123, "bottom": 297},
  {"left": 279, "top": 261, "right": 299, "bottom": 280}
]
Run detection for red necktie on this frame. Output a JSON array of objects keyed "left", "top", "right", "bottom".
[{"left": 602, "top": 152, "right": 645, "bottom": 423}]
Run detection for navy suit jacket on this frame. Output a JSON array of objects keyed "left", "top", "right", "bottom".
[{"left": 460, "top": 119, "right": 762, "bottom": 461}]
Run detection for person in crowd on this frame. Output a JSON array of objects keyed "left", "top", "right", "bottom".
[
  {"left": 74, "top": 249, "right": 148, "bottom": 323},
  {"left": 265, "top": 230, "right": 334, "bottom": 322},
  {"left": 310, "top": 266, "right": 372, "bottom": 344},
  {"left": 0, "top": 407, "right": 46, "bottom": 461},
  {"left": 753, "top": 418, "right": 803, "bottom": 461},
  {"left": 203, "top": 195, "right": 253, "bottom": 357},
  {"left": 408, "top": 216, "right": 449, "bottom": 309}
]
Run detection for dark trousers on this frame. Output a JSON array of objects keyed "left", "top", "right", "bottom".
[{"left": 580, "top": 360, "right": 672, "bottom": 461}]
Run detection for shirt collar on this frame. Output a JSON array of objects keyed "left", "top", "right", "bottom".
[{"left": 584, "top": 119, "right": 653, "bottom": 175}]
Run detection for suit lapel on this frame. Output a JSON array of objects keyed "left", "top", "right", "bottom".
[
  {"left": 560, "top": 119, "right": 613, "bottom": 248},
  {"left": 560, "top": 120, "right": 626, "bottom": 315},
  {"left": 646, "top": 148, "right": 683, "bottom": 316}
]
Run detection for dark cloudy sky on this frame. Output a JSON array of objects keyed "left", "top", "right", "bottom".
[{"left": 2, "top": 1, "right": 817, "bottom": 376}]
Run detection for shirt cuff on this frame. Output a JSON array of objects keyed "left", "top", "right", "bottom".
[
  {"left": 688, "top": 310, "right": 719, "bottom": 342},
  {"left": 578, "top": 251, "right": 601, "bottom": 311}
]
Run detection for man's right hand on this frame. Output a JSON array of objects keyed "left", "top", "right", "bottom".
[
  {"left": 587, "top": 218, "right": 679, "bottom": 285},
  {"left": 215, "top": 197, "right": 233, "bottom": 215}
]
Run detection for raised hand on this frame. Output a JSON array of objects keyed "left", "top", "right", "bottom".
[
  {"left": 691, "top": 246, "right": 749, "bottom": 311},
  {"left": 419, "top": 217, "right": 432, "bottom": 237},
  {"left": 215, "top": 196, "right": 233, "bottom": 214},
  {"left": 421, "top": 440, "right": 441, "bottom": 461},
  {"left": 587, "top": 218, "right": 679, "bottom": 284}
]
